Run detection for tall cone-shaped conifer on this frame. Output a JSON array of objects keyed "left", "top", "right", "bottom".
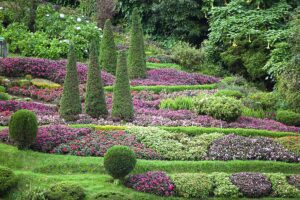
[
  {"left": 112, "top": 51, "right": 134, "bottom": 121},
  {"left": 85, "top": 38, "right": 108, "bottom": 118},
  {"left": 100, "top": 19, "right": 117, "bottom": 75},
  {"left": 59, "top": 44, "right": 82, "bottom": 121},
  {"left": 128, "top": 8, "right": 146, "bottom": 79}
]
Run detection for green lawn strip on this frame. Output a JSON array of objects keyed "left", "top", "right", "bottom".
[
  {"left": 6, "top": 171, "right": 177, "bottom": 200},
  {"left": 146, "top": 62, "right": 181, "bottom": 70},
  {"left": 0, "top": 144, "right": 299, "bottom": 175},
  {"left": 104, "top": 84, "right": 217, "bottom": 93},
  {"left": 160, "top": 126, "right": 298, "bottom": 138},
  {"left": 69, "top": 124, "right": 298, "bottom": 138}
]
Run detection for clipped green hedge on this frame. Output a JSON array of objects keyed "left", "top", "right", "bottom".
[
  {"left": 160, "top": 126, "right": 298, "bottom": 138},
  {"left": 105, "top": 84, "right": 217, "bottom": 93}
]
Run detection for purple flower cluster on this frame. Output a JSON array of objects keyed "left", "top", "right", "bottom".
[
  {"left": 0, "top": 125, "right": 91, "bottom": 152},
  {"left": 52, "top": 130, "right": 162, "bottom": 160},
  {"left": 0, "top": 100, "right": 57, "bottom": 115},
  {"left": 131, "top": 69, "right": 220, "bottom": 86},
  {"left": 208, "top": 134, "right": 300, "bottom": 162},
  {"left": 0, "top": 58, "right": 114, "bottom": 85},
  {"left": 230, "top": 173, "right": 272, "bottom": 198},
  {"left": 125, "top": 171, "right": 175, "bottom": 197}
]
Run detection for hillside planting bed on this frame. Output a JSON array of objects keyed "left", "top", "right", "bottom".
[{"left": 1, "top": 58, "right": 299, "bottom": 199}]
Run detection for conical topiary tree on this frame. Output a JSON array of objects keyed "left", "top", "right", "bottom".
[
  {"left": 112, "top": 51, "right": 134, "bottom": 121},
  {"left": 85, "top": 38, "right": 108, "bottom": 118},
  {"left": 100, "top": 19, "right": 117, "bottom": 75},
  {"left": 128, "top": 8, "right": 146, "bottom": 79},
  {"left": 59, "top": 44, "right": 82, "bottom": 121}
]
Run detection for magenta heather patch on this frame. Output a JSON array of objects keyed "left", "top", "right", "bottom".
[
  {"left": 125, "top": 171, "right": 175, "bottom": 197},
  {"left": 0, "top": 100, "right": 57, "bottom": 115},
  {"left": 131, "top": 69, "right": 220, "bottom": 86},
  {"left": 0, "top": 57, "right": 114, "bottom": 85},
  {"left": 52, "top": 130, "right": 162, "bottom": 160}
]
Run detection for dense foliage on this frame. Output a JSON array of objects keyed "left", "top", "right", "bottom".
[
  {"left": 104, "top": 145, "right": 136, "bottom": 180},
  {"left": 0, "top": 166, "right": 16, "bottom": 196},
  {"left": 59, "top": 45, "right": 82, "bottom": 121},
  {"left": 44, "top": 182, "right": 85, "bottom": 200},
  {"left": 100, "top": 19, "right": 117, "bottom": 75},
  {"left": 127, "top": 8, "right": 146, "bottom": 79},
  {"left": 9, "top": 109, "right": 38, "bottom": 149},
  {"left": 85, "top": 38, "right": 108, "bottom": 118},
  {"left": 112, "top": 51, "right": 134, "bottom": 121}
]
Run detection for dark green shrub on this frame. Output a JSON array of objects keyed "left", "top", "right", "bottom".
[
  {"left": 212, "top": 172, "right": 241, "bottom": 198},
  {"left": 112, "top": 51, "right": 134, "bottom": 121},
  {"left": 0, "top": 92, "right": 11, "bottom": 100},
  {"left": 193, "top": 96, "right": 242, "bottom": 122},
  {"left": 9, "top": 109, "right": 38, "bottom": 149},
  {"left": 59, "top": 45, "right": 82, "bottom": 121},
  {"left": 0, "top": 166, "right": 16, "bottom": 196},
  {"left": 45, "top": 182, "right": 85, "bottom": 200},
  {"left": 100, "top": 19, "right": 117, "bottom": 75},
  {"left": 276, "top": 110, "right": 300, "bottom": 126},
  {"left": 171, "top": 173, "right": 213, "bottom": 198},
  {"left": 172, "top": 41, "right": 204, "bottom": 71},
  {"left": 244, "top": 92, "right": 277, "bottom": 111},
  {"left": 266, "top": 173, "right": 300, "bottom": 198},
  {"left": 0, "top": 86, "right": 5, "bottom": 93},
  {"left": 85, "top": 38, "right": 108, "bottom": 118},
  {"left": 104, "top": 146, "right": 136, "bottom": 180},
  {"left": 128, "top": 8, "right": 146, "bottom": 79},
  {"left": 93, "top": 191, "right": 132, "bottom": 200},
  {"left": 215, "top": 90, "right": 244, "bottom": 99}
]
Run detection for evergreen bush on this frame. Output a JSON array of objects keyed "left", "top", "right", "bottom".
[
  {"left": 9, "top": 109, "right": 38, "bottom": 149},
  {"left": 128, "top": 8, "right": 146, "bottom": 79},
  {"left": 59, "top": 44, "right": 82, "bottom": 121},
  {"left": 276, "top": 110, "right": 300, "bottom": 126},
  {"left": 44, "top": 182, "right": 85, "bottom": 200},
  {"left": 104, "top": 146, "right": 136, "bottom": 180},
  {"left": 100, "top": 19, "right": 117, "bottom": 75},
  {"left": 0, "top": 166, "right": 16, "bottom": 196},
  {"left": 112, "top": 51, "right": 134, "bottom": 121},
  {"left": 85, "top": 38, "right": 108, "bottom": 118}
]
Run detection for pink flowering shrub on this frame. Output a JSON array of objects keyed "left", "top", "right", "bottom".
[
  {"left": 52, "top": 131, "right": 162, "bottom": 160},
  {"left": 125, "top": 171, "right": 175, "bottom": 196},
  {"left": 0, "top": 125, "right": 91, "bottom": 152},
  {"left": 0, "top": 100, "right": 57, "bottom": 115},
  {"left": 131, "top": 69, "right": 220, "bottom": 86},
  {"left": 0, "top": 58, "right": 114, "bottom": 85}
]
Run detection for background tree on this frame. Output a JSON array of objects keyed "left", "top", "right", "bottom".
[
  {"left": 127, "top": 8, "right": 146, "bottom": 79},
  {"left": 96, "top": 0, "right": 116, "bottom": 29},
  {"left": 59, "top": 44, "right": 82, "bottom": 121},
  {"left": 85, "top": 37, "right": 108, "bottom": 118},
  {"left": 100, "top": 19, "right": 117, "bottom": 75},
  {"left": 112, "top": 51, "right": 134, "bottom": 121}
]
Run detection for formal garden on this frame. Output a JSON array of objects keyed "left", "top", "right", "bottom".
[{"left": 0, "top": 0, "right": 299, "bottom": 199}]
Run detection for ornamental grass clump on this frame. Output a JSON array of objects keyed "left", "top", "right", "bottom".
[
  {"left": 59, "top": 45, "right": 82, "bottom": 121},
  {"left": 85, "top": 38, "right": 108, "bottom": 118},
  {"left": 128, "top": 8, "right": 146, "bottom": 79},
  {"left": 100, "top": 19, "right": 117, "bottom": 75},
  {"left": 112, "top": 51, "right": 134, "bottom": 121},
  {"left": 9, "top": 109, "right": 38, "bottom": 149},
  {"left": 125, "top": 171, "right": 175, "bottom": 197},
  {"left": 230, "top": 172, "right": 272, "bottom": 198},
  {"left": 104, "top": 146, "right": 136, "bottom": 181}
]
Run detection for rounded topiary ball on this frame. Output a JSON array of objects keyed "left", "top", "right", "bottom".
[
  {"left": 0, "top": 166, "right": 17, "bottom": 196},
  {"left": 104, "top": 146, "right": 136, "bottom": 180},
  {"left": 9, "top": 109, "right": 38, "bottom": 149}
]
